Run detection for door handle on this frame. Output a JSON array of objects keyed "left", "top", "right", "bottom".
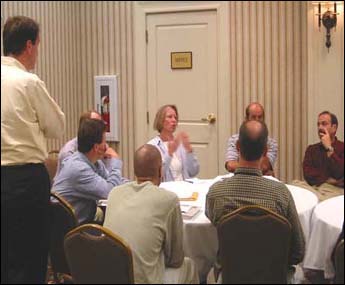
[{"left": 201, "top": 113, "right": 216, "bottom": 124}]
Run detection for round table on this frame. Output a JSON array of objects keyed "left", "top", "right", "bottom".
[
  {"left": 286, "top": 184, "right": 319, "bottom": 244},
  {"left": 303, "top": 195, "right": 344, "bottom": 279},
  {"left": 160, "top": 177, "right": 319, "bottom": 282}
]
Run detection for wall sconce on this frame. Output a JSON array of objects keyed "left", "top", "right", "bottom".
[{"left": 315, "top": 2, "right": 340, "bottom": 51}]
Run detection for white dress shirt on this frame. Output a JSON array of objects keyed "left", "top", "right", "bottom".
[{"left": 1, "top": 56, "right": 65, "bottom": 165}]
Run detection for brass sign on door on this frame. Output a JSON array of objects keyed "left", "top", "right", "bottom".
[{"left": 171, "top": 52, "right": 192, "bottom": 69}]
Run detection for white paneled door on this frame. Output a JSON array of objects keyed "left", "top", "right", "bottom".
[{"left": 146, "top": 10, "right": 219, "bottom": 179}]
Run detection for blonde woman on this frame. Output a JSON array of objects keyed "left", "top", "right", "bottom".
[{"left": 148, "top": 105, "right": 199, "bottom": 182}]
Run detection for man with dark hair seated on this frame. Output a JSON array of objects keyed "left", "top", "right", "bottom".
[
  {"left": 53, "top": 119, "right": 125, "bottom": 224},
  {"left": 293, "top": 111, "right": 344, "bottom": 201},
  {"left": 55, "top": 110, "right": 118, "bottom": 179}
]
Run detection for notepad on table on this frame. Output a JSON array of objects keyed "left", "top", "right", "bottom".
[
  {"left": 180, "top": 204, "right": 201, "bottom": 219},
  {"left": 160, "top": 181, "right": 199, "bottom": 201}
]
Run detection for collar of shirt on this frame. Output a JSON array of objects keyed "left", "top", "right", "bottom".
[
  {"left": 332, "top": 136, "right": 341, "bottom": 148},
  {"left": 234, "top": 167, "right": 263, "bottom": 177},
  {"left": 1, "top": 56, "right": 27, "bottom": 71},
  {"left": 76, "top": 151, "right": 100, "bottom": 171}
]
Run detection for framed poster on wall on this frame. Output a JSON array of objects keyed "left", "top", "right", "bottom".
[{"left": 94, "top": 75, "right": 119, "bottom": 141}]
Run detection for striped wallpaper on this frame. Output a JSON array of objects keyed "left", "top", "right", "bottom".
[
  {"left": 1, "top": 1, "right": 135, "bottom": 177},
  {"left": 227, "top": 1, "right": 308, "bottom": 182},
  {"left": 1, "top": 1, "right": 343, "bottom": 182}
]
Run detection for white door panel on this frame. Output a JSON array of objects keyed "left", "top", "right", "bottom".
[{"left": 147, "top": 11, "right": 218, "bottom": 178}]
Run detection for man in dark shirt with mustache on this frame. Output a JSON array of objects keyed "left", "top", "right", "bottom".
[{"left": 295, "top": 111, "right": 344, "bottom": 201}]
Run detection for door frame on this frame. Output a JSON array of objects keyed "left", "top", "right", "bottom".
[{"left": 134, "top": 1, "right": 230, "bottom": 174}]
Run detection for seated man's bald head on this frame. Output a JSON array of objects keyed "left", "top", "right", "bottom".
[
  {"left": 134, "top": 144, "right": 162, "bottom": 180},
  {"left": 238, "top": 120, "right": 268, "bottom": 161}
]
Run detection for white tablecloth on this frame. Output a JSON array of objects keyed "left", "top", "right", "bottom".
[
  {"left": 303, "top": 195, "right": 344, "bottom": 279},
  {"left": 160, "top": 176, "right": 318, "bottom": 282},
  {"left": 286, "top": 184, "right": 319, "bottom": 244}
]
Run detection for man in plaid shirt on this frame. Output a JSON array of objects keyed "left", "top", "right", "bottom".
[{"left": 206, "top": 120, "right": 305, "bottom": 283}]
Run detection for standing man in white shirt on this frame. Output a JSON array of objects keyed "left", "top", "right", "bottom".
[{"left": 1, "top": 16, "right": 65, "bottom": 284}]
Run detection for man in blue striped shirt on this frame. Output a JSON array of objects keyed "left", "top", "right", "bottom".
[{"left": 225, "top": 102, "right": 278, "bottom": 176}]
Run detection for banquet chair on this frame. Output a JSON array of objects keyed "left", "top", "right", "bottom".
[
  {"left": 334, "top": 239, "right": 344, "bottom": 284},
  {"left": 45, "top": 150, "right": 59, "bottom": 184},
  {"left": 217, "top": 205, "right": 291, "bottom": 284},
  {"left": 49, "top": 192, "right": 78, "bottom": 283},
  {"left": 64, "top": 223, "right": 134, "bottom": 284}
]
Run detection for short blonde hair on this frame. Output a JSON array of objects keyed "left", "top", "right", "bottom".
[{"left": 153, "top": 105, "right": 179, "bottom": 133}]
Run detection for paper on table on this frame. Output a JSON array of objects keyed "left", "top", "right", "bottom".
[
  {"left": 160, "top": 181, "right": 197, "bottom": 199},
  {"left": 181, "top": 205, "right": 201, "bottom": 219},
  {"left": 180, "top": 204, "right": 193, "bottom": 213},
  {"left": 98, "top": 199, "right": 107, "bottom": 207}
]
